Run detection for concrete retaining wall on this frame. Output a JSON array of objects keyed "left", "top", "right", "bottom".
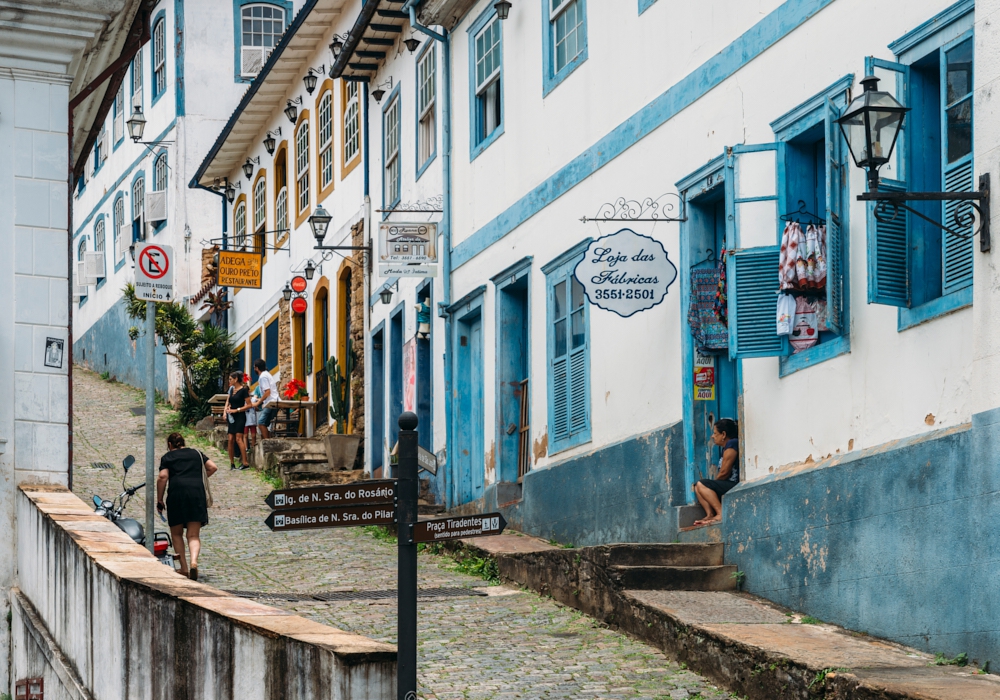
[
  {"left": 724, "top": 409, "right": 1000, "bottom": 666},
  {"left": 14, "top": 485, "right": 395, "bottom": 699},
  {"left": 471, "top": 422, "right": 687, "bottom": 547}
]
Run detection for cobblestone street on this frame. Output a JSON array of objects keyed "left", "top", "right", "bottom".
[{"left": 71, "top": 366, "right": 738, "bottom": 700}]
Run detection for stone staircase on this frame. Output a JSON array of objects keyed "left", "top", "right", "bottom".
[
  {"left": 418, "top": 477, "right": 445, "bottom": 516},
  {"left": 593, "top": 543, "right": 736, "bottom": 592}
]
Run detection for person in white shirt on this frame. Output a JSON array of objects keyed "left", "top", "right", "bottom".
[{"left": 253, "top": 359, "right": 278, "bottom": 439}]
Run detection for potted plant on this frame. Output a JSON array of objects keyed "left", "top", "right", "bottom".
[{"left": 283, "top": 378, "right": 308, "bottom": 401}]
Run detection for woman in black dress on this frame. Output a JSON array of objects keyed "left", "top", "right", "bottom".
[
  {"left": 224, "top": 371, "right": 251, "bottom": 469},
  {"left": 156, "top": 432, "right": 218, "bottom": 579}
]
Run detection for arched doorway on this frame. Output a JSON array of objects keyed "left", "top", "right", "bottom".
[
  {"left": 337, "top": 261, "right": 353, "bottom": 432},
  {"left": 313, "top": 279, "right": 330, "bottom": 432}
]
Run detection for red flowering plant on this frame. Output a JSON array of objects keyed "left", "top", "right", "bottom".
[{"left": 283, "top": 378, "right": 308, "bottom": 400}]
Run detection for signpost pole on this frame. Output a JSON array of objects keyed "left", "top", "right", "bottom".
[
  {"left": 144, "top": 300, "right": 156, "bottom": 553},
  {"left": 397, "top": 412, "right": 419, "bottom": 700}
]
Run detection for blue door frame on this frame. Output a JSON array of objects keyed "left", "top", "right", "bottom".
[
  {"left": 389, "top": 304, "right": 404, "bottom": 466},
  {"left": 492, "top": 257, "right": 532, "bottom": 485},
  {"left": 678, "top": 159, "right": 742, "bottom": 504},
  {"left": 448, "top": 286, "right": 487, "bottom": 505},
  {"left": 370, "top": 322, "right": 386, "bottom": 474}
]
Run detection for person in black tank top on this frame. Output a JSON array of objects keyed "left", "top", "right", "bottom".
[
  {"left": 156, "top": 432, "right": 218, "bottom": 579},
  {"left": 224, "top": 371, "right": 251, "bottom": 469},
  {"left": 694, "top": 418, "right": 740, "bottom": 526}
]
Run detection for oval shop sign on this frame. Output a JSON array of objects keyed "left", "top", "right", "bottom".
[{"left": 574, "top": 229, "right": 678, "bottom": 318}]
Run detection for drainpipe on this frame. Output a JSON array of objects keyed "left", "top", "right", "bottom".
[{"left": 405, "top": 0, "right": 452, "bottom": 507}]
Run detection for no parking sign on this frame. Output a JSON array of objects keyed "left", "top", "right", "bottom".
[{"left": 135, "top": 244, "right": 174, "bottom": 302}]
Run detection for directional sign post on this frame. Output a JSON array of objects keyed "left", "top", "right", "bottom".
[{"left": 261, "top": 413, "right": 506, "bottom": 699}]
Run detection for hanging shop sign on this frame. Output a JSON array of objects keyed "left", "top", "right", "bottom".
[
  {"left": 291, "top": 297, "right": 308, "bottom": 314},
  {"left": 573, "top": 229, "right": 677, "bottom": 318},
  {"left": 218, "top": 250, "right": 263, "bottom": 289},
  {"left": 379, "top": 222, "right": 438, "bottom": 263},
  {"left": 694, "top": 352, "right": 716, "bottom": 401}
]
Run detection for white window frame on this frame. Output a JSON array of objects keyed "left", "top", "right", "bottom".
[
  {"left": 296, "top": 120, "right": 310, "bottom": 214},
  {"left": 344, "top": 81, "right": 360, "bottom": 164},
  {"left": 153, "top": 18, "right": 166, "bottom": 98},
  {"left": 132, "top": 50, "right": 143, "bottom": 108},
  {"left": 318, "top": 91, "right": 333, "bottom": 190},
  {"left": 383, "top": 94, "right": 400, "bottom": 208},
  {"left": 154, "top": 153, "right": 167, "bottom": 191},
  {"left": 473, "top": 15, "right": 502, "bottom": 148},
  {"left": 418, "top": 47, "right": 437, "bottom": 169},
  {"left": 234, "top": 200, "right": 247, "bottom": 250},
  {"left": 550, "top": 0, "right": 584, "bottom": 73},
  {"left": 239, "top": 3, "right": 285, "bottom": 79},
  {"left": 276, "top": 186, "right": 288, "bottom": 241},
  {"left": 132, "top": 176, "right": 145, "bottom": 240}
]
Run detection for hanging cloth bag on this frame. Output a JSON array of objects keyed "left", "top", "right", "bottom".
[{"left": 199, "top": 450, "right": 214, "bottom": 508}]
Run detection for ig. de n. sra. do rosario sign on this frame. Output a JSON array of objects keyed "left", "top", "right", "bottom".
[{"left": 574, "top": 229, "right": 678, "bottom": 318}]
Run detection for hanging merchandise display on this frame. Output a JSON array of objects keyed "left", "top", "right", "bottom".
[
  {"left": 779, "top": 221, "right": 827, "bottom": 292},
  {"left": 788, "top": 296, "right": 831, "bottom": 353},
  {"left": 714, "top": 247, "right": 728, "bottom": 326},
  {"left": 776, "top": 293, "right": 796, "bottom": 336},
  {"left": 688, "top": 267, "right": 728, "bottom": 351}
]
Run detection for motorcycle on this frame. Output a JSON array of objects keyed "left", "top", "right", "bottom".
[{"left": 92, "top": 455, "right": 175, "bottom": 567}]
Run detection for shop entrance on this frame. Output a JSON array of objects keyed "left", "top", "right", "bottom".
[{"left": 683, "top": 186, "right": 739, "bottom": 501}]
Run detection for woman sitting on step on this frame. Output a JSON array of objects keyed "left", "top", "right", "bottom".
[{"left": 693, "top": 418, "right": 739, "bottom": 526}]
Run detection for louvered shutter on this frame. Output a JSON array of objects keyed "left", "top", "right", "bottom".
[
  {"left": 942, "top": 159, "right": 974, "bottom": 293},
  {"left": 824, "top": 97, "right": 845, "bottom": 333},
  {"left": 728, "top": 247, "right": 788, "bottom": 358},
  {"left": 569, "top": 347, "right": 587, "bottom": 433},
  {"left": 74, "top": 261, "right": 88, "bottom": 298},
  {"left": 551, "top": 356, "right": 569, "bottom": 441},
  {"left": 146, "top": 191, "right": 167, "bottom": 222},
  {"left": 865, "top": 57, "right": 910, "bottom": 306},
  {"left": 117, "top": 223, "right": 130, "bottom": 261},
  {"left": 84, "top": 252, "right": 102, "bottom": 284}
]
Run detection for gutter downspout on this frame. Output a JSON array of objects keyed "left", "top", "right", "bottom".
[
  {"left": 362, "top": 78, "right": 373, "bottom": 475},
  {"left": 405, "top": 0, "right": 452, "bottom": 508}
]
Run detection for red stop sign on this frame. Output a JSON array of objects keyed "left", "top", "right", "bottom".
[{"left": 291, "top": 297, "right": 308, "bottom": 314}]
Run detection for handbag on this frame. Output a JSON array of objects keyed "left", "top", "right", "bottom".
[{"left": 199, "top": 450, "right": 214, "bottom": 508}]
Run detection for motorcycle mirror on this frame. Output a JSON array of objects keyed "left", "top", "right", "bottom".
[
  {"left": 123, "top": 455, "right": 135, "bottom": 471},
  {"left": 92, "top": 495, "right": 102, "bottom": 507},
  {"left": 102, "top": 500, "right": 113, "bottom": 510}
]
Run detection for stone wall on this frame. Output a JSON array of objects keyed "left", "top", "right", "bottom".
[
  {"left": 278, "top": 296, "right": 291, "bottom": 389},
  {"left": 15, "top": 484, "right": 395, "bottom": 698},
  {"left": 350, "top": 221, "right": 365, "bottom": 462}
]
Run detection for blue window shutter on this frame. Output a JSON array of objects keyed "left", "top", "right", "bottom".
[
  {"left": 865, "top": 57, "right": 910, "bottom": 307},
  {"left": 728, "top": 246, "right": 788, "bottom": 358},
  {"left": 569, "top": 346, "right": 587, "bottom": 433},
  {"left": 942, "top": 159, "right": 974, "bottom": 293},
  {"left": 552, "top": 356, "right": 569, "bottom": 441},
  {"left": 825, "top": 97, "right": 845, "bottom": 333}
]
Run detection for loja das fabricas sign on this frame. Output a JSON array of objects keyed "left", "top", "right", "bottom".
[
  {"left": 218, "top": 250, "right": 263, "bottom": 288},
  {"left": 574, "top": 229, "right": 677, "bottom": 317},
  {"left": 379, "top": 222, "right": 437, "bottom": 265}
]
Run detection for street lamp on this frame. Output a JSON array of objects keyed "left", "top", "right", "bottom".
[
  {"left": 330, "top": 34, "right": 347, "bottom": 59},
  {"left": 304, "top": 260, "right": 316, "bottom": 280},
  {"left": 404, "top": 36, "right": 421, "bottom": 53},
  {"left": 127, "top": 105, "right": 147, "bottom": 142},
  {"left": 303, "top": 66, "right": 326, "bottom": 95},
  {"left": 285, "top": 97, "right": 303, "bottom": 124},
  {"left": 372, "top": 77, "right": 393, "bottom": 103},
  {"left": 225, "top": 180, "right": 237, "bottom": 204},
  {"left": 837, "top": 76, "right": 908, "bottom": 192},
  {"left": 263, "top": 127, "right": 280, "bottom": 156},
  {"left": 282, "top": 282, "right": 293, "bottom": 301},
  {"left": 494, "top": 0, "right": 512, "bottom": 20},
  {"left": 242, "top": 156, "right": 259, "bottom": 181},
  {"left": 380, "top": 287, "right": 393, "bottom": 305},
  {"left": 309, "top": 205, "right": 333, "bottom": 245}
]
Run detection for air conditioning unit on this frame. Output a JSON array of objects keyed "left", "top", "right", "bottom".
[
  {"left": 241, "top": 46, "right": 272, "bottom": 79},
  {"left": 146, "top": 191, "right": 167, "bottom": 222},
  {"left": 84, "top": 252, "right": 104, "bottom": 284},
  {"left": 74, "top": 261, "right": 88, "bottom": 299}
]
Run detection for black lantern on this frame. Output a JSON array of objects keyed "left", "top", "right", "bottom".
[
  {"left": 309, "top": 205, "right": 333, "bottom": 245},
  {"left": 372, "top": 87, "right": 386, "bottom": 103},
  {"left": 127, "top": 105, "right": 146, "bottom": 142},
  {"left": 330, "top": 35, "right": 344, "bottom": 59},
  {"left": 404, "top": 36, "right": 421, "bottom": 53},
  {"left": 284, "top": 99, "right": 300, "bottom": 124},
  {"left": 263, "top": 128, "right": 279, "bottom": 156},
  {"left": 282, "top": 282, "right": 293, "bottom": 302},
  {"left": 837, "top": 76, "right": 908, "bottom": 191},
  {"left": 380, "top": 287, "right": 393, "bottom": 305},
  {"left": 304, "top": 260, "right": 316, "bottom": 280},
  {"left": 225, "top": 181, "right": 236, "bottom": 204},
  {"left": 304, "top": 71, "right": 318, "bottom": 95},
  {"left": 242, "top": 158, "right": 255, "bottom": 181},
  {"left": 494, "top": 0, "right": 512, "bottom": 20}
]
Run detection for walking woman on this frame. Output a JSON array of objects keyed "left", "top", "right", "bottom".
[
  {"left": 224, "top": 371, "right": 251, "bottom": 469},
  {"left": 156, "top": 432, "right": 217, "bottom": 580}
]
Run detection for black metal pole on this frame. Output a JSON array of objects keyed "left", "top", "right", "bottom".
[{"left": 397, "top": 411, "right": 419, "bottom": 700}]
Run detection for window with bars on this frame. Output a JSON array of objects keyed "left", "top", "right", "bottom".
[
  {"left": 344, "top": 81, "right": 360, "bottom": 166},
  {"left": 154, "top": 153, "right": 167, "bottom": 191},
  {"left": 132, "top": 176, "right": 144, "bottom": 241},
  {"left": 254, "top": 176, "right": 267, "bottom": 256},
  {"left": 473, "top": 14, "right": 502, "bottom": 150},
  {"left": 235, "top": 200, "right": 247, "bottom": 250},
  {"left": 383, "top": 94, "right": 400, "bottom": 209},
  {"left": 418, "top": 47, "right": 437, "bottom": 170},
  {"left": 239, "top": 4, "right": 286, "bottom": 78},
  {"left": 543, "top": 245, "right": 590, "bottom": 453},
  {"left": 153, "top": 18, "right": 166, "bottom": 100},
  {"left": 318, "top": 92, "right": 333, "bottom": 191},
  {"left": 296, "top": 120, "right": 310, "bottom": 214}
]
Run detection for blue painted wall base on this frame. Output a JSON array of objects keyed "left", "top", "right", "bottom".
[
  {"left": 456, "top": 422, "right": 687, "bottom": 546},
  {"left": 74, "top": 299, "right": 168, "bottom": 395},
  {"left": 724, "top": 411, "right": 1000, "bottom": 665}
]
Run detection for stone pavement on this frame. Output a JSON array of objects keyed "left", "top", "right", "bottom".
[{"left": 70, "top": 366, "right": 738, "bottom": 700}]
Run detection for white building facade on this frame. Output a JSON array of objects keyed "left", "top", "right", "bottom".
[{"left": 72, "top": 0, "right": 304, "bottom": 399}]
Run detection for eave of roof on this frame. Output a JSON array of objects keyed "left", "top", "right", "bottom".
[
  {"left": 190, "top": 0, "right": 346, "bottom": 189},
  {"left": 330, "top": 0, "right": 407, "bottom": 81}
]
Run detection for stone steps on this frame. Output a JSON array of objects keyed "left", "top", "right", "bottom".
[
  {"left": 607, "top": 564, "right": 737, "bottom": 591},
  {"left": 599, "top": 543, "right": 724, "bottom": 568}
]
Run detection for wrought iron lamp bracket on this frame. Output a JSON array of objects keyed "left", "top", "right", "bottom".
[
  {"left": 580, "top": 193, "right": 687, "bottom": 224},
  {"left": 859, "top": 173, "right": 991, "bottom": 252},
  {"left": 313, "top": 244, "right": 373, "bottom": 274}
]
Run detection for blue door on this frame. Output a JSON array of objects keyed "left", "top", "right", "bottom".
[{"left": 456, "top": 312, "right": 484, "bottom": 504}]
